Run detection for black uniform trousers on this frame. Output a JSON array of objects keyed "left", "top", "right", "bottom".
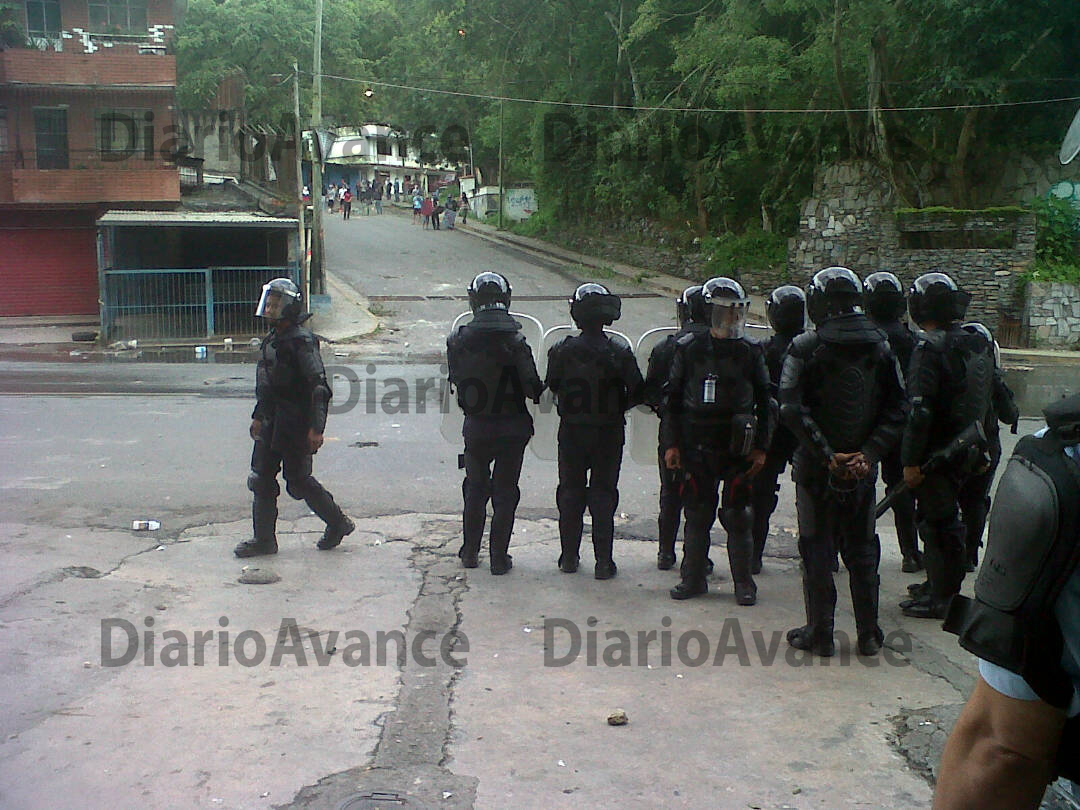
[
  {"left": 750, "top": 448, "right": 788, "bottom": 566},
  {"left": 681, "top": 447, "right": 754, "bottom": 587},
  {"left": 556, "top": 422, "right": 624, "bottom": 564},
  {"left": 914, "top": 470, "right": 968, "bottom": 603},
  {"left": 795, "top": 468, "right": 881, "bottom": 644},
  {"left": 880, "top": 447, "right": 921, "bottom": 560},
  {"left": 462, "top": 435, "right": 529, "bottom": 562},
  {"left": 956, "top": 438, "right": 1000, "bottom": 566},
  {"left": 249, "top": 428, "right": 346, "bottom": 542},
  {"left": 657, "top": 445, "right": 683, "bottom": 556}
]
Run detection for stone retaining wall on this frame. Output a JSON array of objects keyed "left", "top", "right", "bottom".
[
  {"left": 1025, "top": 282, "right": 1080, "bottom": 347},
  {"left": 790, "top": 161, "right": 1036, "bottom": 334}
]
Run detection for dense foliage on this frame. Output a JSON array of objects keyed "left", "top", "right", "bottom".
[{"left": 175, "top": 0, "right": 1080, "bottom": 241}]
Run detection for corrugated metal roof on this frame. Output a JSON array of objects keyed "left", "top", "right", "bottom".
[{"left": 97, "top": 210, "right": 298, "bottom": 227}]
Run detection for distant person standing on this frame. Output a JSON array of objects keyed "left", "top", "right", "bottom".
[
  {"left": 342, "top": 187, "right": 352, "bottom": 220},
  {"left": 374, "top": 185, "right": 384, "bottom": 215},
  {"left": 413, "top": 191, "right": 424, "bottom": 224},
  {"left": 444, "top": 196, "right": 458, "bottom": 230},
  {"left": 432, "top": 198, "right": 444, "bottom": 230},
  {"left": 420, "top": 195, "right": 434, "bottom": 230},
  {"left": 386, "top": 180, "right": 393, "bottom": 202},
  {"left": 460, "top": 192, "right": 470, "bottom": 226},
  {"left": 326, "top": 186, "right": 335, "bottom": 213}
]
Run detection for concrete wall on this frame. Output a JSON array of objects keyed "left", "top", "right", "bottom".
[{"left": 1025, "top": 282, "right": 1080, "bottom": 347}]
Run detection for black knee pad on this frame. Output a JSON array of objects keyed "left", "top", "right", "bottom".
[
  {"left": 247, "top": 471, "right": 280, "bottom": 498},
  {"left": 719, "top": 505, "right": 752, "bottom": 534}
]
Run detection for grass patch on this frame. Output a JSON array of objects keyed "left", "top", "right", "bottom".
[{"left": 700, "top": 230, "right": 788, "bottom": 279}]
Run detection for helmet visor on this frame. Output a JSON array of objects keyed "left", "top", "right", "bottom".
[
  {"left": 255, "top": 285, "right": 296, "bottom": 320},
  {"left": 710, "top": 302, "right": 748, "bottom": 339}
]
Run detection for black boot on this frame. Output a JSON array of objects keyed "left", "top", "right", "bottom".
[
  {"left": 786, "top": 624, "right": 834, "bottom": 657},
  {"left": 722, "top": 506, "right": 757, "bottom": 606},
  {"left": 305, "top": 485, "right": 352, "bottom": 550},
  {"left": 236, "top": 495, "right": 279, "bottom": 557},
  {"left": 234, "top": 538, "right": 277, "bottom": 557},
  {"left": 851, "top": 571, "right": 883, "bottom": 656},
  {"left": 318, "top": 516, "right": 355, "bottom": 550},
  {"left": 657, "top": 549, "right": 676, "bottom": 570},
  {"left": 901, "top": 551, "right": 924, "bottom": 573},
  {"left": 558, "top": 553, "right": 579, "bottom": 573},
  {"left": 458, "top": 546, "right": 480, "bottom": 568},
  {"left": 670, "top": 578, "right": 708, "bottom": 600},
  {"left": 490, "top": 554, "right": 513, "bottom": 575},
  {"left": 593, "top": 533, "right": 617, "bottom": 580}
]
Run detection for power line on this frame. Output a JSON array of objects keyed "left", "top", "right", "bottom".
[{"left": 300, "top": 69, "right": 1080, "bottom": 116}]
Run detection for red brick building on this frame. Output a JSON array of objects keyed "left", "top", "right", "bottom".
[{"left": 0, "top": 0, "right": 180, "bottom": 317}]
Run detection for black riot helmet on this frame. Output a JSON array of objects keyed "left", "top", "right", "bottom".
[
  {"left": 570, "top": 282, "right": 621, "bottom": 327},
  {"left": 806, "top": 266, "right": 863, "bottom": 325},
  {"left": 908, "top": 272, "right": 971, "bottom": 326},
  {"left": 468, "top": 272, "right": 512, "bottom": 312},
  {"left": 863, "top": 271, "right": 907, "bottom": 322},
  {"left": 255, "top": 277, "right": 303, "bottom": 323},
  {"left": 676, "top": 285, "right": 706, "bottom": 328},
  {"left": 766, "top": 285, "right": 806, "bottom": 336},
  {"left": 962, "top": 321, "right": 1001, "bottom": 368},
  {"left": 702, "top": 276, "right": 750, "bottom": 339}
]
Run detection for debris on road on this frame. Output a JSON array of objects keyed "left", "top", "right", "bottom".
[
  {"left": 238, "top": 568, "right": 282, "bottom": 585},
  {"left": 606, "top": 709, "right": 629, "bottom": 726},
  {"left": 131, "top": 520, "right": 160, "bottom": 531}
]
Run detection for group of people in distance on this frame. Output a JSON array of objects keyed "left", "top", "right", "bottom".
[{"left": 445, "top": 267, "right": 1018, "bottom": 658}]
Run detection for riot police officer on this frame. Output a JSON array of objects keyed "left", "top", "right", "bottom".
[
  {"left": 643, "top": 285, "right": 708, "bottom": 570},
  {"left": 781, "top": 267, "right": 906, "bottom": 656},
  {"left": 750, "top": 284, "right": 806, "bottom": 575},
  {"left": 235, "top": 278, "right": 354, "bottom": 557},
  {"left": 545, "top": 283, "right": 644, "bottom": 579},
  {"left": 446, "top": 272, "right": 543, "bottom": 574},
  {"left": 864, "top": 271, "right": 923, "bottom": 573},
  {"left": 958, "top": 322, "right": 1018, "bottom": 571},
  {"left": 662, "top": 277, "right": 772, "bottom": 604},
  {"left": 900, "top": 272, "right": 995, "bottom": 619}
]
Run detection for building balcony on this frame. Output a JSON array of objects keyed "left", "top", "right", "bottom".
[
  {"left": 0, "top": 151, "right": 179, "bottom": 204},
  {"left": 0, "top": 48, "right": 175, "bottom": 88}
]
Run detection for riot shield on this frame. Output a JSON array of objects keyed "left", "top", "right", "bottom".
[
  {"left": 629, "top": 327, "right": 678, "bottom": 465},
  {"left": 530, "top": 326, "right": 634, "bottom": 461},
  {"left": 439, "top": 311, "right": 545, "bottom": 445},
  {"left": 439, "top": 311, "right": 472, "bottom": 444}
]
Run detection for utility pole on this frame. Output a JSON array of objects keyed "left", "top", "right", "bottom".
[
  {"left": 292, "top": 60, "right": 307, "bottom": 301},
  {"left": 309, "top": 0, "right": 325, "bottom": 295},
  {"left": 498, "top": 99, "right": 504, "bottom": 230}
]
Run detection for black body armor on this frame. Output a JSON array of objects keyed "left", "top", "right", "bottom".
[
  {"left": 253, "top": 322, "right": 331, "bottom": 456},
  {"left": 446, "top": 310, "right": 542, "bottom": 419},
  {"left": 780, "top": 314, "right": 906, "bottom": 475},
  {"left": 902, "top": 326, "right": 995, "bottom": 466},
  {"left": 545, "top": 332, "right": 643, "bottom": 426},
  {"left": 945, "top": 395, "right": 1080, "bottom": 782},
  {"left": 661, "top": 332, "right": 771, "bottom": 454}
]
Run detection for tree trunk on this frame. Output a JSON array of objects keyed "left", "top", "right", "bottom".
[
  {"left": 694, "top": 159, "right": 709, "bottom": 236},
  {"left": 832, "top": 0, "right": 860, "bottom": 156},
  {"left": 949, "top": 109, "right": 978, "bottom": 208},
  {"left": 867, "top": 29, "right": 918, "bottom": 206}
]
